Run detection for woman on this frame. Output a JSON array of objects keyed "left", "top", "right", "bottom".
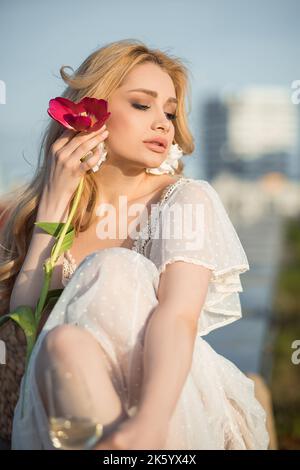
[{"left": 1, "top": 39, "right": 269, "bottom": 450}]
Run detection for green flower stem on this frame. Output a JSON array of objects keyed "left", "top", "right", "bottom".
[
  {"left": 51, "top": 177, "right": 85, "bottom": 265},
  {"left": 34, "top": 270, "right": 52, "bottom": 328},
  {"left": 35, "top": 177, "right": 85, "bottom": 325}
]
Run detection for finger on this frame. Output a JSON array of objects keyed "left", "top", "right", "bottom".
[
  {"left": 71, "top": 132, "right": 108, "bottom": 164},
  {"left": 51, "top": 128, "right": 77, "bottom": 154},
  {"left": 78, "top": 148, "right": 102, "bottom": 174},
  {"left": 64, "top": 124, "right": 107, "bottom": 155},
  {"left": 77, "top": 122, "right": 107, "bottom": 138}
]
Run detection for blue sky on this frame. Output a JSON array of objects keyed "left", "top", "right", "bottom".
[{"left": 0, "top": 0, "right": 299, "bottom": 193}]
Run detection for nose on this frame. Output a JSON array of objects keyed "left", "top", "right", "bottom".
[{"left": 153, "top": 113, "right": 170, "bottom": 134}]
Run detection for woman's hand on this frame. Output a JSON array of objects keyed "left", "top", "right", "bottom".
[
  {"left": 93, "top": 413, "right": 169, "bottom": 450},
  {"left": 44, "top": 124, "right": 109, "bottom": 201}
]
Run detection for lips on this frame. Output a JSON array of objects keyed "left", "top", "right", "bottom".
[
  {"left": 143, "top": 136, "right": 168, "bottom": 148},
  {"left": 143, "top": 141, "right": 166, "bottom": 153}
]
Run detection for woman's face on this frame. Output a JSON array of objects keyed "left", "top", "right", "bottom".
[{"left": 104, "top": 62, "right": 177, "bottom": 172}]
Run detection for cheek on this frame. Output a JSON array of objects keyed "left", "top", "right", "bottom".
[
  {"left": 108, "top": 106, "right": 128, "bottom": 128},
  {"left": 105, "top": 111, "right": 143, "bottom": 155},
  {"left": 107, "top": 107, "right": 144, "bottom": 139}
]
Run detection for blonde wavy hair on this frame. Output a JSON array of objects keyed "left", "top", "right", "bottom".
[{"left": 0, "top": 38, "right": 195, "bottom": 316}]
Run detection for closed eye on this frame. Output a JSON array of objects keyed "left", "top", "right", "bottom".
[{"left": 131, "top": 103, "right": 177, "bottom": 121}]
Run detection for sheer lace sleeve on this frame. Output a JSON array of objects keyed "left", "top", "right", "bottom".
[{"left": 148, "top": 179, "right": 250, "bottom": 336}]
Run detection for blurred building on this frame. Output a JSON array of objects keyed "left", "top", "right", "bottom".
[
  {"left": 211, "top": 171, "right": 300, "bottom": 224},
  {"left": 203, "top": 86, "right": 300, "bottom": 181}
]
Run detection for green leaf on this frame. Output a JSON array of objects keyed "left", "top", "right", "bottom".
[
  {"left": 50, "top": 226, "right": 75, "bottom": 259},
  {"left": 1, "top": 307, "right": 35, "bottom": 332},
  {"left": 34, "top": 221, "right": 74, "bottom": 238},
  {"left": 8, "top": 306, "right": 37, "bottom": 338},
  {"left": 34, "top": 287, "right": 63, "bottom": 329},
  {"left": 0, "top": 313, "right": 13, "bottom": 328},
  {"left": 34, "top": 221, "right": 65, "bottom": 237},
  {"left": 0, "top": 306, "right": 37, "bottom": 369}
]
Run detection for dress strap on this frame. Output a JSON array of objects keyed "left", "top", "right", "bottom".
[
  {"left": 158, "top": 176, "right": 191, "bottom": 206},
  {"left": 131, "top": 176, "right": 191, "bottom": 255}
]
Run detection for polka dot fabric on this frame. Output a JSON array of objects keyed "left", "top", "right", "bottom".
[
  {"left": 147, "top": 178, "right": 250, "bottom": 336},
  {"left": 11, "top": 178, "right": 269, "bottom": 450}
]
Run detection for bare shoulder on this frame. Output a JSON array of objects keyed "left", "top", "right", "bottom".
[{"left": 143, "top": 174, "right": 183, "bottom": 200}]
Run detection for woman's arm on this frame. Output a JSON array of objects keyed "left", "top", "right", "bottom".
[
  {"left": 136, "top": 260, "right": 212, "bottom": 427},
  {"left": 9, "top": 125, "right": 109, "bottom": 313},
  {"left": 137, "top": 305, "right": 197, "bottom": 426},
  {"left": 9, "top": 189, "right": 70, "bottom": 312}
]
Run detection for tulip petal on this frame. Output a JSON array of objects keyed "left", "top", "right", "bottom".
[
  {"left": 47, "top": 109, "right": 70, "bottom": 129},
  {"left": 48, "top": 97, "right": 86, "bottom": 125},
  {"left": 48, "top": 98, "right": 76, "bottom": 129},
  {"left": 89, "top": 113, "right": 111, "bottom": 131},
  {"left": 64, "top": 114, "right": 92, "bottom": 131},
  {"left": 80, "top": 97, "right": 109, "bottom": 120},
  {"left": 52, "top": 97, "right": 81, "bottom": 113}
]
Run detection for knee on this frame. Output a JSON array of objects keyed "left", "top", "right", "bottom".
[
  {"left": 43, "top": 324, "right": 90, "bottom": 359},
  {"left": 75, "top": 247, "right": 159, "bottom": 299},
  {"left": 95, "top": 247, "right": 159, "bottom": 284}
]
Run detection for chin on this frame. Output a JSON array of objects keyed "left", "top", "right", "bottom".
[{"left": 143, "top": 153, "right": 165, "bottom": 166}]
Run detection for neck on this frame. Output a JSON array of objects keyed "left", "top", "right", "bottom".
[{"left": 93, "top": 159, "right": 158, "bottom": 206}]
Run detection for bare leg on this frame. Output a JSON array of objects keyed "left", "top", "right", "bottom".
[
  {"left": 246, "top": 373, "right": 278, "bottom": 450},
  {"left": 35, "top": 324, "right": 129, "bottom": 440}
]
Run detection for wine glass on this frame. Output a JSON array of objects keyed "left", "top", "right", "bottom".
[{"left": 44, "top": 364, "right": 104, "bottom": 450}]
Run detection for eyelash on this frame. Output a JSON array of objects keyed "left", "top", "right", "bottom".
[{"left": 131, "top": 103, "right": 177, "bottom": 121}]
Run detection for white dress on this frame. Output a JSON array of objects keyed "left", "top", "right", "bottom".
[{"left": 11, "top": 177, "right": 270, "bottom": 450}]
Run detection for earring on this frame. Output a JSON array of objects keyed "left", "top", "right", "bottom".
[
  {"left": 91, "top": 141, "right": 108, "bottom": 173},
  {"left": 92, "top": 141, "right": 184, "bottom": 175},
  {"left": 145, "top": 142, "right": 183, "bottom": 175}
]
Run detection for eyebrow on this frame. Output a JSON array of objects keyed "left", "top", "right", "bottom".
[{"left": 127, "top": 88, "right": 178, "bottom": 105}]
